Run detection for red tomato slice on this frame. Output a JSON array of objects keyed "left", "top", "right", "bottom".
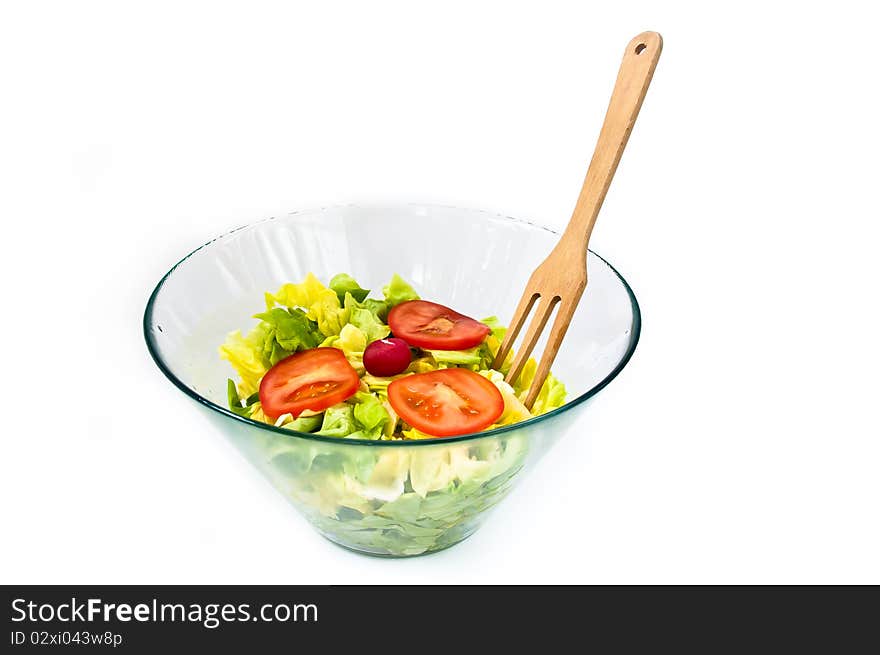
[
  {"left": 388, "top": 369, "right": 504, "bottom": 437},
  {"left": 387, "top": 300, "right": 490, "bottom": 350},
  {"left": 258, "top": 348, "right": 359, "bottom": 419}
]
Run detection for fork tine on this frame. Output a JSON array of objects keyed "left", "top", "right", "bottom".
[
  {"left": 505, "top": 295, "right": 560, "bottom": 386},
  {"left": 523, "top": 298, "right": 576, "bottom": 409},
  {"left": 492, "top": 291, "right": 539, "bottom": 370}
]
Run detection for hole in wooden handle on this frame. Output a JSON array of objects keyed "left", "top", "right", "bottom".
[{"left": 635, "top": 43, "right": 647, "bottom": 55}]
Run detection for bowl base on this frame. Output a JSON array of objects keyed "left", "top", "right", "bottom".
[{"left": 318, "top": 529, "right": 476, "bottom": 558}]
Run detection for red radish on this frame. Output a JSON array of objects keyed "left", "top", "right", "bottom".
[{"left": 363, "top": 338, "right": 412, "bottom": 377}]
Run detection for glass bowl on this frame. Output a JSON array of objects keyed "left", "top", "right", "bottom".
[{"left": 144, "top": 204, "right": 640, "bottom": 557}]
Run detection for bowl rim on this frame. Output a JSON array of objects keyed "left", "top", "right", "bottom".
[{"left": 143, "top": 203, "right": 641, "bottom": 447}]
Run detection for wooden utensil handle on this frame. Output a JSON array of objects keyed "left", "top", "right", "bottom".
[{"left": 562, "top": 31, "right": 663, "bottom": 252}]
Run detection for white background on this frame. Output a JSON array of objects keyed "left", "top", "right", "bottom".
[{"left": 2, "top": 1, "right": 878, "bottom": 584}]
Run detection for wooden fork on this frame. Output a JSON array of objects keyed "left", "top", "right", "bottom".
[{"left": 493, "top": 31, "right": 663, "bottom": 408}]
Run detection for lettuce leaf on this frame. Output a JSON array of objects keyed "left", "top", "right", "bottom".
[
  {"left": 407, "top": 357, "right": 440, "bottom": 374},
  {"left": 425, "top": 347, "right": 483, "bottom": 367},
  {"left": 361, "top": 373, "right": 398, "bottom": 394},
  {"left": 512, "top": 357, "right": 536, "bottom": 396},
  {"left": 313, "top": 395, "right": 389, "bottom": 440},
  {"left": 308, "top": 291, "right": 349, "bottom": 338},
  {"left": 345, "top": 293, "right": 390, "bottom": 344},
  {"left": 270, "top": 410, "right": 324, "bottom": 432},
  {"left": 266, "top": 272, "right": 330, "bottom": 311},
  {"left": 282, "top": 414, "right": 324, "bottom": 432},
  {"left": 266, "top": 273, "right": 349, "bottom": 337},
  {"left": 424, "top": 343, "right": 494, "bottom": 370},
  {"left": 322, "top": 323, "right": 368, "bottom": 372},
  {"left": 219, "top": 325, "right": 273, "bottom": 397},
  {"left": 226, "top": 379, "right": 260, "bottom": 417},
  {"left": 382, "top": 273, "right": 420, "bottom": 307},
  {"left": 360, "top": 450, "right": 410, "bottom": 500},
  {"left": 363, "top": 298, "right": 391, "bottom": 322},
  {"left": 480, "top": 316, "right": 510, "bottom": 372},
  {"left": 315, "top": 404, "right": 356, "bottom": 437},
  {"left": 510, "top": 358, "right": 567, "bottom": 414},
  {"left": 381, "top": 399, "right": 399, "bottom": 437},
  {"left": 478, "top": 370, "right": 532, "bottom": 426},
  {"left": 219, "top": 305, "right": 322, "bottom": 396},
  {"left": 408, "top": 449, "right": 458, "bottom": 497},
  {"left": 351, "top": 391, "right": 389, "bottom": 439},
  {"left": 329, "top": 273, "right": 370, "bottom": 304},
  {"left": 530, "top": 373, "right": 567, "bottom": 415},
  {"left": 481, "top": 316, "right": 506, "bottom": 341},
  {"left": 252, "top": 307, "right": 321, "bottom": 354},
  {"left": 259, "top": 424, "right": 530, "bottom": 555},
  {"left": 249, "top": 403, "right": 271, "bottom": 424},
  {"left": 374, "top": 492, "right": 422, "bottom": 523},
  {"left": 402, "top": 427, "right": 436, "bottom": 440}
]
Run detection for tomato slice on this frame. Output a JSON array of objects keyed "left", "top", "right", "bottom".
[
  {"left": 387, "top": 300, "right": 490, "bottom": 350},
  {"left": 387, "top": 369, "right": 504, "bottom": 437},
  {"left": 258, "top": 348, "right": 359, "bottom": 419}
]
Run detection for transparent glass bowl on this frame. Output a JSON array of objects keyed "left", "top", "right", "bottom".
[{"left": 144, "top": 205, "right": 640, "bottom": 557}]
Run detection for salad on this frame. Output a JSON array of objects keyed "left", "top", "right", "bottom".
[
  {"left": 218, "top": 272, "right": 567, "bottom": 555},
  {"left": 219, "top": 272, "right": 567, "bottom": 439}
]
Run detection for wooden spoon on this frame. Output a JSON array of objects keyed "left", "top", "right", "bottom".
[{"left": 493, "top": 31, "right": 663, "bottom": 408}]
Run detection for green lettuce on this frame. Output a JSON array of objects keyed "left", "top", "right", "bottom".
[
  {"left": 361, "top": 373, "right": 397, "bottom": 394},
  {"left": 266, "top": 272, "right": 330, "bottom": 310},
  {"left": 219, "top": 308, "right": 322, "bottom": 396},
  {"left": 321, "top": 323, "right": 368, "bottom": 372},
  {"left": 266, "top": 273, "right": 349, "bottom": 337},
  {"left": 282, "top": 414, "right": 324, "bottom": 432},
  {"left": 308, "top": 292, "right": 349, "bottom": 338},
  {"left": 315, "top": 404, "right": 356, "bottom": 437},
  {"left": 530, "top": 373, "right": 567, "bottom": 415},
  {"left": 512, "top": 357, "right": 567, "bottom": 414},
  {"left": 220, "top": 325, "right": 273, "bottom": 397},
  {"left": 425, "top": 342, "right": 494, "bottom": 369},
  {"left": 280, "top": 435, "right": 530, "bottom": 555},
  {"left": 478, "top": 370, "right": 532, "bottom": 426},
  {"left": 424, "top": 347, "right": 482, "bottom": 366},
  {"left": 329, "top": 273, "right": 370, "bottom": 304},
  {"left": 481, "top": 315, "right": 507, "bottom": 341},
  {"left": 345, "top": 293, "right": 390, "bottom": 344},
  {"left": 313, "top": 395, "right": 389, "bottom": 440},
  {"left": 382, "top": 273, "right": 420, "bottom": 307},
  {"left": 351, "top": 391, "right": 390, "bottom": 439},
  {"left": 480, "top": 315, "right": 509, "bottom": 372},
  {"left": 364, "top": 298, "right": 391, "bottom": 322},
  {"left": 253, "top": 307, "right": 322, "bottom": 354},
  {"left": 226, "top": 379, "right": 260, "bottom": 417}
]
